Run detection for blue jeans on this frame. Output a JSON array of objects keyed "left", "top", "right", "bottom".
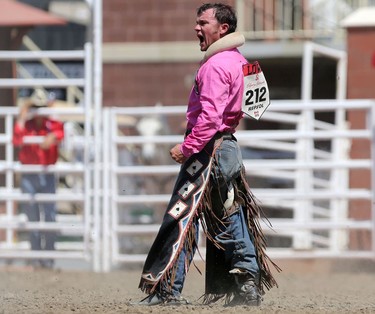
[
  {"left": 171, "top": 139, "right": 259, "bottom": 296},
  {"left": 20, "top": 173, "right": 57, "bottom": 252},
  {"left": 215, "top": 208, "right": 259, "bottom": 280}
]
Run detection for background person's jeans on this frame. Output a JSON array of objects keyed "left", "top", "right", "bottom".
[
  {"left": 20, "top": 173, "right": 57, "bottom": 256},
  {"left": 171, "top": 139, "right": 259, "bottom": 296}
]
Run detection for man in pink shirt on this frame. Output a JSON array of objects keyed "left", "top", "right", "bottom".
[
  {"left": 138, "top": 3, "right": 278, "bottom": 306},
  {"left": 171, "top": 29, "right": 246, "bottom": 160}
]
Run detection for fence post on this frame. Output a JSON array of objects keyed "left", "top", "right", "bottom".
[
  {"left": 293, "top": 42, "right": 314, "bottom": 250},
  {"left": 102, "top": 108, "right": 111, "bottom": 271},
  {"left": 83, "top": 42, "right": 94, "bottom": 263},
  {"left": 92, "top": 0, "right": 103, "bottom": 272},
  {"left": 5, "top": 114, "right": 15, "bottom": 248}
]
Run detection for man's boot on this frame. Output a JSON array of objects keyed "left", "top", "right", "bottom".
[{"left": 227, "top": 268, "right": 262, "bottom": 306}]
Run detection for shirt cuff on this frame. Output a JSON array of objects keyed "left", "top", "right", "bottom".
[{"left": 180, "top": 144, "right": 192, "bottom": 158}]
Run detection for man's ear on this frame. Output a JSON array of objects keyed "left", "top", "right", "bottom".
[{"left": 219, "top": 23, "right": 229, "bottom": 35}]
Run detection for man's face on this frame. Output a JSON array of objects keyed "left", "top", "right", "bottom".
[{"left": 195, "top": 8, "right": 228, "bottom": 51}]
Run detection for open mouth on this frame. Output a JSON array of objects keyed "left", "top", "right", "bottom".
[{"left": 197, "top": 34, "right": 205, "bottom": 44}]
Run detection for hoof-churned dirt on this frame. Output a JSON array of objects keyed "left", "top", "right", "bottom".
[{"left": 1, "top": 259, "right": 375, "bottom": 313}]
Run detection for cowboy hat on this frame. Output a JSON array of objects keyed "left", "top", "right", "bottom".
[{"left": 30, "top": 89, "right": 50, "bottom": 107}]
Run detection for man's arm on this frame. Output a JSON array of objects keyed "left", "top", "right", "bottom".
[
  {"left": 40, "top": 120, "right": 64, "bottom": 150},
  {"left": 180, "top": 62, "right": 229, "bottom": 158},
  {"left": 13, "top": 102, "right": 32, "bottom": 146}
]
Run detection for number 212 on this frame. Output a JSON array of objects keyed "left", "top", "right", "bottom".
[{"left": 246, "top": 87, "right": 266, "bottom": 105}]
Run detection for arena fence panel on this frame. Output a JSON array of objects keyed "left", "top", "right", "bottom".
[
  {"left": 1, "top": 42, "right": 375, "bottom": 272},
  {"left": 101, "top": 99, "right": 375, "bottom": 272},
  {"left": 1, "top": 98, "right": 374, "bottom": 271},
  {"left": 0, "top": 44, "right": 98, "bottom": 270}
]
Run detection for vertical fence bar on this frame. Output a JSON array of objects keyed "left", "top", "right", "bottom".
[
  {"left": 5, "top": 114, "right": 14, "bottom": 247},
  {"left": 294, "top": 41, "right": 314, "bottom": 249},
  {"left": 102, "top": 108, "right": 110, "bottom": 271},
  {"left": 83, "top": 42, "right": 93, "bottom": 261},
  {"left": 331, "top": 51, "right": 349, "bottom": 252},
  {"left": 92, "top": 0, "right": 103, "bottom": 272},
  {"left": 110, "top": 111, "right": 119, "bottom": 267}
]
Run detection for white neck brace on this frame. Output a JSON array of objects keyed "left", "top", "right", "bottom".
[{"left": 202, "top": 32, "right": 245, "bottom": 62}]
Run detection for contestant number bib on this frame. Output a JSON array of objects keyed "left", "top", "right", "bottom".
[{"left": 242, "top": 62, "right": 270, "bottom": 120}]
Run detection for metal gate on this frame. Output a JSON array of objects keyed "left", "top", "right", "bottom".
[
  {"left": 1, "top": 37, "right": 375, "bottom": 272},
  {"left": 100, "top": 42, "right": 375, "bottom": 271},
  {"left": 102, "top": 99, "right": 375, "bottom": 272},
  {"left": 0, "top": 44, "right": 100, "bottom": 270}
]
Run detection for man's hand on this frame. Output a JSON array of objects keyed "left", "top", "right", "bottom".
[
  {"left": 170, "top": 144, "right": 188, "bottom": 164},
  {"left": 40, "top": 133, "right": 56, "bottom": 150},
  {"left": 17, "top": 101, "right": 32, "bottom": 128}
]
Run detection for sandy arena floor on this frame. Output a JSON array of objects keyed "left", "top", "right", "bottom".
[{"left": 1, "top": 259, "right": 375, "bottom": 313}]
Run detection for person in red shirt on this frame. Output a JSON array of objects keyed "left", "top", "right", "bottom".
[{"left": 13, "top": 90, "right": 64, "bottom": 269}]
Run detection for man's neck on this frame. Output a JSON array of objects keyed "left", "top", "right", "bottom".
[{"left": 202, "top": 32, "right": 245, "bottom": 62}]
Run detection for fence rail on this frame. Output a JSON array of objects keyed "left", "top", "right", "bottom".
[
  {"left": 101, "top": 100, "right": 375, "bottom": 271},
  {"left": 0, "top": 44, "right": 96, "bottom": 269},
  {"left": 1, "top": 99, "right": 374, "bottom": 271}
]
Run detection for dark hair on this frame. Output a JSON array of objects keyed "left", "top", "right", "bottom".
[{"left": 197, "top": 3, "right": 237, "bottom": 34}]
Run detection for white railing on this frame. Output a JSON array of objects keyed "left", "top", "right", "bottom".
[
  {"left": 0, "top": 106, "right": 96, "bottom": 266},
  {"left": 1, "top": 99, "right": 374, "bottom": 271},
  {"left": 1, "top": 40, "right": 375, "bottom": 272},
  {"left": 101, "top": 99, "right": 375, "bottom": 271},
  {"left": 0, "top": 44, "right": 98, "bottom": 269}
]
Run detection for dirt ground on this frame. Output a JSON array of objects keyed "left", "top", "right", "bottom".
[{"left": 1, "top": 259, "right": 375, "bottom": 314}]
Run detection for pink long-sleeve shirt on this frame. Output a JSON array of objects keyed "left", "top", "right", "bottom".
[{"left": 180, "top": 48, "right": 247, "bottom": 158}]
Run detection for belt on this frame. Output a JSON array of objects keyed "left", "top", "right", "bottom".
[
  {"left": 216, "top": 132, "right": 236, "bottom": 141},
  {"left": 185, "top": 129, "right": 236, "bottom": 141}
]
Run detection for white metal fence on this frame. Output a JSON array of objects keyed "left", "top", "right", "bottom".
[
  {"left": 1, "top": 37, "right": 375, "bottom": 271},
  {"left": 0, "top": 44, "right": 100, "bottom": 270},
  {"left": 1, "top": 99, "right": 374, "bottom": 271},
  {"left": 101, "top": 99, "right": 375, "bottom": 271}
]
